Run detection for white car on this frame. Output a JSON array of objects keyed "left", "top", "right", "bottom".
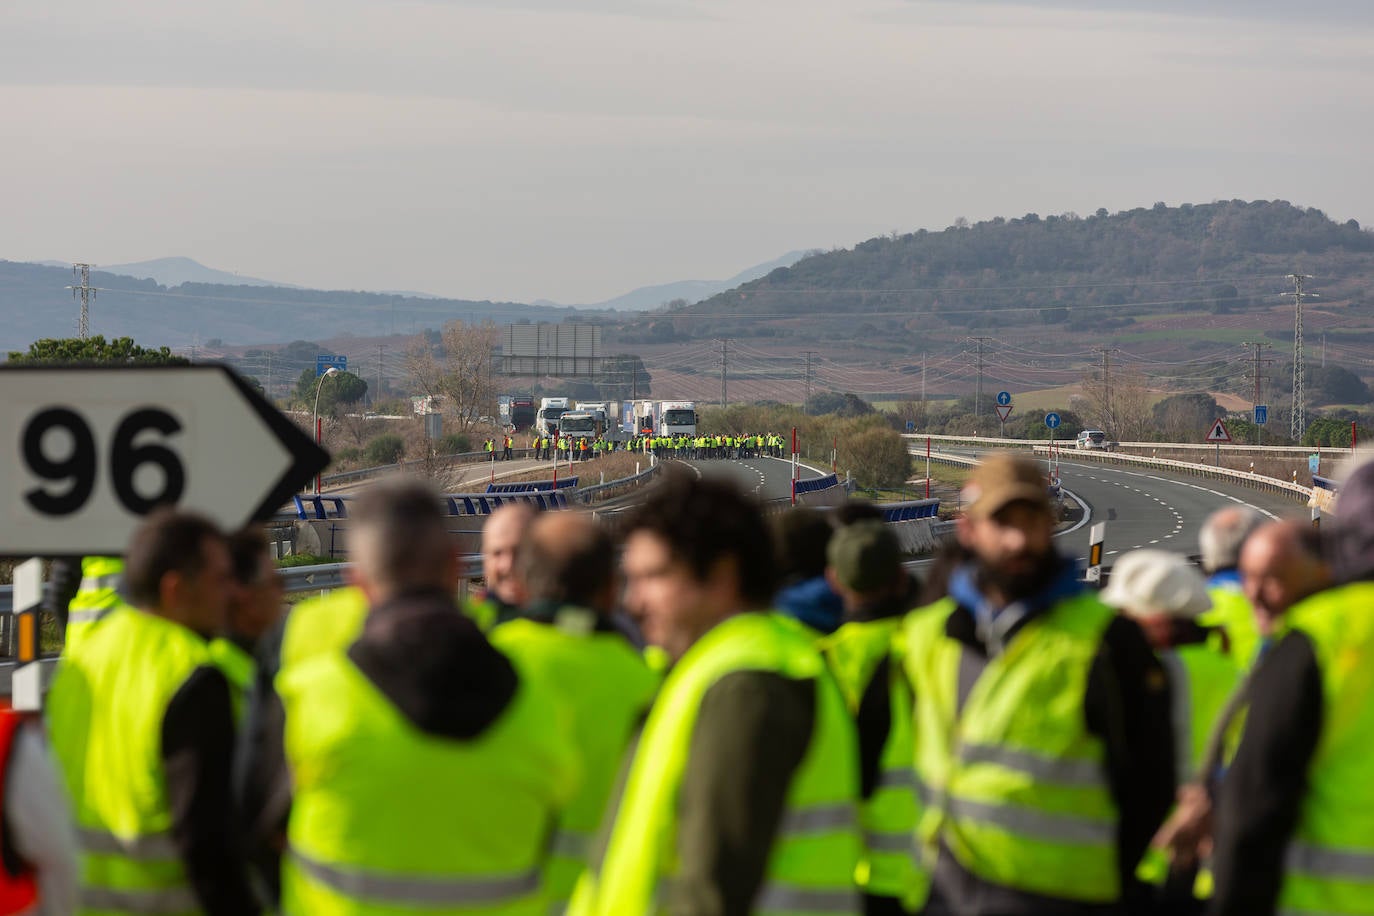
[{"left": 1076, "top": 429, "right": 1110, "bottom": 450}]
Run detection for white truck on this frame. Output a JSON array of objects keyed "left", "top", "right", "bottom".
[
  {"left": 658, "top": 401, "right": 697, "bottom": 437},
  {"left": 535, "top": 397, "right": 569, "bottom": 436},
  {"left": 557, "top": 411, "right": 601, "bottom": 440}
]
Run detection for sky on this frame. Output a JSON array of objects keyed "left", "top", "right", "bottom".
[{"left": 4, "top": 0, "right": 1374, "bottom": 305}]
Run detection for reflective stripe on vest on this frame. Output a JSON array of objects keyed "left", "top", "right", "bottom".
[
  {"left": 944, "top": 796, "right": 1115, "bottom": 845},
  {"left": 79, "top": 574, "right": 122, "bottom": 592},
  {"left": 549, "top": 830, "right": 590, "bottom": 862},
  {"left": 78, "top": 827, "right": 178, "bottom": 859},
  {"left": 291, "top": 849, "right": 540, "bottom": 906},
  {"left": 753, "top": 882, "right": 859, "bottom": 913},
  {"left": 957, "top": 743, "right": 1103, "bottom": 787},
  {"left": 778, "top": 803, "right": 856, "bottom": 834},
  {"left": 1286, "top": 840, "right": 1374, "bottom": 882},
  {"left": 66, "top": 607, "right": 113, "bottom": 626},
  {"left": 78, "top": 885, "right": 199, "bottom": 914}
]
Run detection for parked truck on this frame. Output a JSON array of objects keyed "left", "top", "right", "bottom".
[
  {"left": 535, "top": 397, "right": 569, "bottom": 436},
  {"left": 556, "top": 410, "right": 602, "bottom": 440},
  {"left": 658, "top": 401, "right": 698, "bottom": 437}
]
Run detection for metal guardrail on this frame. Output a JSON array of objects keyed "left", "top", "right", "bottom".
[
  {"left": 903, "top": 432, "right": 1354, "bottom": 458},
  {"left": 1029, "top": 446, "right": 1314, "bottom": 502},
  {"left": 575, "top": 462, "right": 660, "bottom": 503}
]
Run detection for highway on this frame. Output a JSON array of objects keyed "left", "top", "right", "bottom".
[
  {"left": 1043, "top": 455, "right": 1305, "bottom": 566},
  {"left": 688, "top": 456, "right": 830, "bottom": 502}
]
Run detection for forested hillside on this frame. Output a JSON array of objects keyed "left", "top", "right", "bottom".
[{"left": 615, "top": 200, "right": 1374, "bottom": 346}]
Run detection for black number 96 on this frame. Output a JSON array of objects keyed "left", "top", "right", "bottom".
[{"left": 22, "top": 407, "right": 186, "bottom": 515}]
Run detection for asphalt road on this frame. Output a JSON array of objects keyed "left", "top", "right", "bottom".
[
  {"left": 1050, "top": 456, "right": 1307, "bottom": 567},
  {"left": 688, "top": 456, "right": 830, "bottom": 502}
]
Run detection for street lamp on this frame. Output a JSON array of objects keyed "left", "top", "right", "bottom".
[{"left": 313, "top": 367, "right": 340, "bottom": 494}]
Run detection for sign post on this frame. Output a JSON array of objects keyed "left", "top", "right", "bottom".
[
  {"left": 0, "top": 365, "right": 329, "bottom": 556},
  {"left": 1045, "top": 412, "right": 1061, "bottom": 476},
  {"left": 1206, "top": 418, "right": 1231, "bottom": 467}
]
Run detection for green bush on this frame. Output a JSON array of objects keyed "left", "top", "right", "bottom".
[
  {"left": 363, "top": 434, "right": 405, "bottom": 465},
  {"left": 437, "top": 433, "right": 471, "bottom": 454}
]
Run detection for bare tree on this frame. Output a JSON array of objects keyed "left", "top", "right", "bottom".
[
  {"left": 404, "top": 320, "right": 501, "bottom": 433},
  {"left": 1079, "top": 366, "right": 1153, "bottom": 441}
]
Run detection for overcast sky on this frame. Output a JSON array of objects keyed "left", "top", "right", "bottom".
[{"left": 4, "top": 0, "right": 1373, "bottom": 304}]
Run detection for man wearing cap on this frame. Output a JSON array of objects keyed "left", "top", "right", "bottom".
[
  {"left": 1210, "top": 457, "right": 1374, "bottom": 915},
  {"left": 822, "top": 520, "right": 926, "bottom": 914},
  {"left": 902, "top": 452, "right": 1175, "bottom": 916},
  {"left": 1099, "top": 549, "right": 1239, "bottom": 914}
]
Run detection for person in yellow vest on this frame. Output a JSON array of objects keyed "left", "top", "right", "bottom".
[
  {"left": 209, "top": 528, "right": 286, "bottom": 721},
  {"left": 1197, "top": 506, "right": 1266, "bottom": 669},
  {"left": 1099, "top": 549, "right": 1238, "bottom": 915},
  {"left": 902, "top": 453, "right": 1175, "bottom": 916},
  {"left": 1209, "top": 457, "right": 1374, "bottom": 915},
  {"left": 490, "top": 510, "right": 658, "bottom": 910},
  {"left": 61, "top": 555, "right": 130, "bottom": 654},
  {"left": 47, "top": 508, "right": 261, "bottom": 914},
  {"left": 821, "top": 520, "right": 927, "bottom": 915},
  {"left": 1237, "top": 519, "right": 1331, "bottom": 654},
  {"left": 463, "top": 501, "right": 537, "bottom": 631},
  {"left": 242, "top": 478, "right": 578, "bottom": 915},
  {"left": 569, "top": 467, "right": 862, "bottom": 915}
]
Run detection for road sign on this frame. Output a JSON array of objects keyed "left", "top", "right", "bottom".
[
  {"left": 1045, "top": 412, "right": 1061, "bottom": 429},
  {"left": 1205, "top": 418, "right": 1232, "bottom": 442},
  {"left": 995, "top": 404, "right": 1013, "bottom": 422},
  {"left": 905, "top": 420, "right": 916, "bottom": 432},
  {"left": 1309, "top": 453, "right": 1320, "bottom": 475},
  {"left": 996, "top": 391, "right": 1012, "bottom": 407},
  {"left": 1254, "top": 404, "right": 1268, "bottom": 425},
  {"left": 0, "top": 365, "right": 330, "bottom": 556},
  {"left": 316, "top": 354, "right": 347, "bottom": 376}
]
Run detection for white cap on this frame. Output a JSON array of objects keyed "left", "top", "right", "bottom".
[{"left": 1099, "top": 549, "right": 1213, "bottom": 619}]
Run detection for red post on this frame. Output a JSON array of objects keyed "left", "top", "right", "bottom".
[{"left": 926, "top": 436, "right": 931, "bottom": 499}]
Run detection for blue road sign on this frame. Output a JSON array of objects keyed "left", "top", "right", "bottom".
[
  {"left": 1310, "top": 453, "right": 1320, "bottom": 475},
  {"left": 1254, "top": 404, "right": 1269, "bottom": 425},
  {"left": 905, "top": 421, "right": 916, "bottom": 432},
  {"left": 316, "top": 354, "right": 348, "bottom": 377},
  {"left": 996, "top": 391, "right": 1012, "bottom": 407},
  {"left": 1045, "top": 412, "right": 1061, "bottom": 429}
]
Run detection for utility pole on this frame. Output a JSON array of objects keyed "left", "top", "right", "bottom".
[
  {"left": 969, "top": 337, "right": 992, "bottom": 420},
  {"left": 66, "top": 263, "right": 97, "bottom": 339},
  {"left": 376, "top": 344, "right": 385, "bottom": 405},
  {"left": 1092, "top": 346, "right": 1119, "bottom": 430},
  {"left": 1244, "top": 342, "right": 1274, "bottom": 445},
  {"left": 1284, "top": 274, "right": 1316, "bottom": 441},
  {"left": 803, "top": 351, "right": 816, "bottom": 414},
  {"left": 717, "top": 338, "right": 731, "bottom": 409}
]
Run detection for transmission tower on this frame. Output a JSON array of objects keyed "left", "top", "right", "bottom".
[
  {"left": 969, "top": 337, "right": 992, "bottom": 420},
  {"left": 1092, "top": 346, "right": 1120, "bottom": 430},
  {"left": 66, "top": 263, "right": 97, "bottom": 339},
  {"left": 1283, "top": 274, "right": 1317, "bottom": 441}
]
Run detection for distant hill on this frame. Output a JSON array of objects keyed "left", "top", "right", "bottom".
[
  {"left": 0, "top": 261, "right": 580, "bottom": 352},
  {"left": 47, "top": 256, "right": 294, "bottom": 289},
  {"left": 580, "top": 250, "right": 813, "bottom": 311},
  {"left": 616, "top": 200, "right": 1374, "bottom": 349}
]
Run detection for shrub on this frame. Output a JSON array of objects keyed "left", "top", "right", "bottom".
[{"left": 363, "top": 434, "right": 405, "bottom": 465}]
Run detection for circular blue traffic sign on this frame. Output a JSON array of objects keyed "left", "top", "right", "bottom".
[
  {"left": 1045, "top": 412, "right": 1061, "bottom": 429},
  {"left": 996, "top": 391, "right": 1012, "bottom": 407}
]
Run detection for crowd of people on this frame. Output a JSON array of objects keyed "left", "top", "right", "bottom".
[{"left": 2, "top": 449, "right": 1369, "bottom": 915}]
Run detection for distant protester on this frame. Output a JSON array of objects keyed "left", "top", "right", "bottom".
[{"left": 771, "top": 507, "right": 844, "bottom": 635}]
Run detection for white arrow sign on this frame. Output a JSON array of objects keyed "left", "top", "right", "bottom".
[
  {"left": 0, "top": 365, "right": 329, "bottom": 556},
  {"left": 1205, "top": 418, "right": 1232, "bottom": 443}
]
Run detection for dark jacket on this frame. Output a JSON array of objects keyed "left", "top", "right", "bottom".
[{"left": 920, "top": 559, "right": 1176, "bottom": 916}]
